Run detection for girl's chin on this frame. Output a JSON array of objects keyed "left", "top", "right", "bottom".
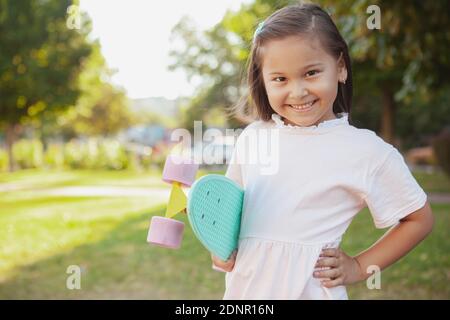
[{"left": 283, "top": 119, "right": 314, "bottom": 127}]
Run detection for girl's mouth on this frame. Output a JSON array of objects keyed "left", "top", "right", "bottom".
[{"left": 288, "top": 99, "right": 319, "bottom": 112}]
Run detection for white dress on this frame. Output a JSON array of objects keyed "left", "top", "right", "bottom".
[{"left": 221, "top": 113, "right": 428, "bottom": 300}]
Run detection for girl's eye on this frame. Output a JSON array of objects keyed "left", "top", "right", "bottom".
[
  {"left": 273, "top": 76, "right": 286, "bottom": 82},
  {"left": 305, "top": 70, "right": 320, "bottom": 77}
]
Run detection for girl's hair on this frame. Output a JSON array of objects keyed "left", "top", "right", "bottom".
[{"left": 230, "top": 2, "right": 353, "bottom": 124}]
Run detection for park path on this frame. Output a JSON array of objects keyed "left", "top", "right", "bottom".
[
  {"left": 0, "top": 183, "right": 175, "bottom": 200},
  {"left": 44, "top": 186, "right": 171, "bottom": 198}
]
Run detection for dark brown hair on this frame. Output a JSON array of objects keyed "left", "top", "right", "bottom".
[{"left": 230, "top": 2, "right": 353, "bottom": 124}]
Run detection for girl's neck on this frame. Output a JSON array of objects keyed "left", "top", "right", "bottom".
[{"left": 282, "top": 111, "right": 337, "bottom": 128}]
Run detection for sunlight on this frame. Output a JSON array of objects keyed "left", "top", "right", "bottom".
[{"left": 79, "top": 0, "right": 252, "bottom": 100}]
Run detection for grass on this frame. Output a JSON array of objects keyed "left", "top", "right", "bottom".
[
  {"left": 0, "top": 169, "right": 448, "bottom": 299},
  {"left": 0, "top": 168, "right": 168, "bottom": 189},
  {"left": 0, "top": 169, "right": 228, "bottom": 299}
]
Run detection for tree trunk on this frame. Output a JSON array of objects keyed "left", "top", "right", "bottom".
[
  {"left": 5, "top": 123, "right": 16, "bottom": 172},
  {"left": 381, "top": 88, "right": 396, "bottom": 146}
]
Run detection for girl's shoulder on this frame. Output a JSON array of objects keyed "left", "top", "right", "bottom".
[
  {"left": 344, "top": 125, "right": 397, "bottom": 160},
  {"left": 348, "top": 126, "right": 393, "bottom": 147}
]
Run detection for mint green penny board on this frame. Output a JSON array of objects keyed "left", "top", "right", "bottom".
[{"left": 187, "top": 174, "right": 244, "bottom": 261}]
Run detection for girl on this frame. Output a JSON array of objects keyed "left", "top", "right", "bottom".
[{"left": 211, "top": 2, "right": 434, "bottom": 299}]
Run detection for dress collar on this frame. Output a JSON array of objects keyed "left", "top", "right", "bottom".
[{"left": 271, "top": 112, "right": 349, "bottom": 134}]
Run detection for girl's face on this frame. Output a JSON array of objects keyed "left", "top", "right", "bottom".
[{"left": 261, "top": 35, "right": 347, "bottom": 127}]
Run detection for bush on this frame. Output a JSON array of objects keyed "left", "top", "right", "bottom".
[
  {"left": 6, "top": 138, "right": 151, "bottom": 171},
  {"left": 12, "top": 139, "right": 44, "bottom": 169},
  {"left": 431, "top": 128, "right": 450, "bottom": 178},
  {"left": 44, "top": 144, "right": 64, "bottom": 169},
  {"left": 63, "top": 139, "right": 87, "bottom": 169},
  {"left": 0, "top": 148, "right": 8, "bottom": 172},
  {"left": 97, "top": 139, "right": 129, "bottom": 170},
  {"left": 63, "top": 138, "right": 130, "bottom": 170}
]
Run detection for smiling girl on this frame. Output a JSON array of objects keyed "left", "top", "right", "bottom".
[{"left": 211, "top": 2, "right": 434, "bottom": 300}]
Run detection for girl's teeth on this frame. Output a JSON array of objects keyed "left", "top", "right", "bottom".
[{"left": 290, "top": 100, "right": 316, "bottom": 110}]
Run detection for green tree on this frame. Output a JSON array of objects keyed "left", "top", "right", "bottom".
[
  {"left": 56, "top": 43, "right": 135, "bottom": 138},
  {"left": 0, "top": 0, "right": 92, "bottom": 170}
]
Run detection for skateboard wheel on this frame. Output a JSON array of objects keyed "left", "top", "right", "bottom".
[
  {"left": 162, "top": 155, "right": 198, "bottom": 187},
  {"left": 147, "top": 216, "right": 184, "bottom": 249}
]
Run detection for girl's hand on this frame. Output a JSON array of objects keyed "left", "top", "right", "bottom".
[
  {"left": 211, "top": 250, "right": 237, "bottom": 272},
  {"left": 313, "top": 247, "right": 365, "bottom": 288}
]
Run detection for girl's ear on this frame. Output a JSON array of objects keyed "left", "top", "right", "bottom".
[{"left": 337, "top": 52, "right": 347, "bottom": 83}]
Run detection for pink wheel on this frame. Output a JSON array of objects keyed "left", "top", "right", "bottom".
[
  {"left": 162, "top": 155, "right": 198, "bottom": 187},
  {"left": 147, "top": 216, "right": 184, "bottom": 249}
]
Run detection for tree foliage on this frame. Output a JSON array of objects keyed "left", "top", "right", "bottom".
[
  {"left": 0, "top": 0, "right": 92, "bottom": 126},
  {"left": 56, "top": 43, "right": 135, "bottom": 138},
  {"left": 0, "top": 0, "right": 93, "bottom": 170}
]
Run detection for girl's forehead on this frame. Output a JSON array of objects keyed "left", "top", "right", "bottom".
[{"left": 260, "top": 35, "right": 332, "bottom": 71}]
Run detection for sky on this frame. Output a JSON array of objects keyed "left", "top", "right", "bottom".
[{"left": 79, "top": 0, "right": 252, "bottom": 100}]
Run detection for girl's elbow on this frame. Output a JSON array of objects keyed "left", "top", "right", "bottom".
[{"left": 403, "top": 201, "right": 434, "bottom": 236}]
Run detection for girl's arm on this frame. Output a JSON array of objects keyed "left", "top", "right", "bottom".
[
  {"left": 353, "top": 201, "right": 434, "bottom": 282},
  {"left": 314, "top": 201, "right": 434, "bottom": 287}
]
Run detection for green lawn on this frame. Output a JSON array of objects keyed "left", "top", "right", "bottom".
[{"left": 0, "top": 169, "right": 448, "bottom": 299}]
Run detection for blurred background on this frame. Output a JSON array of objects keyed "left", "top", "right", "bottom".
[{"left": 0, "top": 0, "right": 448, "bottom": 299}]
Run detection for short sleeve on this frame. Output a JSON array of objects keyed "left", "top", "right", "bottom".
[{"left": 363, "top": 148, "right": 428, "bottom": 229}]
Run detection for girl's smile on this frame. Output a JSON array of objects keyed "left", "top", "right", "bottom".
[{"left": 287, "top": 98, "right": 319, "bottom": 112}]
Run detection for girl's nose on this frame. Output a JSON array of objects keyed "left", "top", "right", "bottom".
[{"left": 289, "top": 82, "right": 309, "bottom": 100}]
